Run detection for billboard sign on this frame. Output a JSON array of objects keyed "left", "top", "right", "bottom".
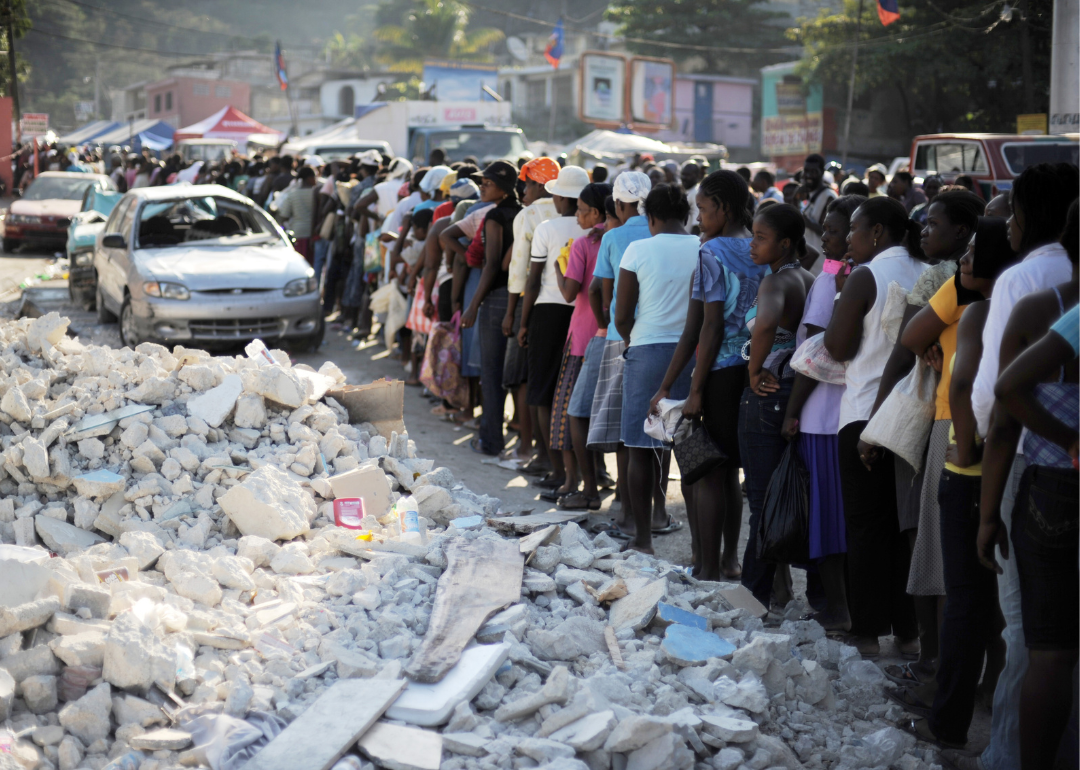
[
  {"left": 20, "top": 113, "right": 49, "bottom": 138},
  {"left": 579, "top": 52, "right": 626, "bottom": 125},
  {"left": 760, "top": 64, "right": 823, "bottom": 159},
  {"left": 629, "top": 57, "right": 674, "bottom": 127},
  {"left": 422, "top": 59, "right": 499, "bottom": 102}
]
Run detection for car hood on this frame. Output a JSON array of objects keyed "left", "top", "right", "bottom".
[
  {"left": 70, "top": 221, "right": 105, "bottom": 246},
  {"left": 10, "top": 199, "right": 81, "bottom": 218},
  {"left": 135, "top": 242, "right": 311, "bottom": 292}
]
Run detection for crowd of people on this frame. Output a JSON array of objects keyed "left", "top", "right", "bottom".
[
  {"left": 307, "top": 149, "right": 1074, "bottom": 770},
  {"left": 22, "top": 135, "right": 1078, "bottom": 768}
]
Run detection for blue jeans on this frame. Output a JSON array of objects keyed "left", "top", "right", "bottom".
[
  {"left": 929, "top": 470, "right": 997, "bottom": 743},
  {"left": 313, "top": 238, "right": 331, "bottom": 285},
  {"left": 738, "top": 379, "right": 793, "bottom": 607},
  {"left": 982, "top": 455, "right": 1027, "bottom": 770},
  {"left": 477, "top": 286, "right": 509, "bottom": 455}
]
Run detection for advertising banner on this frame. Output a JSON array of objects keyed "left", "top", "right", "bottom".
[
  {"left": 20, "top": 113, "right": 49, "bottom": 138},
  {"left": 579, "top": 52, "right": 626, "bottom": 124},
  {"left": 629, "top": 58, "right": 674, "bottom": 126},
  {"left": 422, "top": 59, "right": 499, "bottom": 102}
]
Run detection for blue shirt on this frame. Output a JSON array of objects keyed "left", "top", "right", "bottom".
[
  {"left": 593, "top": 215, "right": 652, "bottom": 341},
  {"left": 692, "top": 236, "right": 762, "bottom": 369},
  {"left": 619, "top": 234, "right": 700, "bottom": 347},
  {"left": 1051, "top": 304, "right": 1080, "bottom": 358}
]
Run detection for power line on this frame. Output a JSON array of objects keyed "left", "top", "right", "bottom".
[{"left": 27, "top": 25, "right": 222, "bottom": 57}]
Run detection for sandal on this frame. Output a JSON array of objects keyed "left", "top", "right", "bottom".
[
  {"left": 883, "top": 662, "right": 929, "bottom": 688},
  {"left": 539, "top": 489, "right": 563, "bottom": 502},
  {"left": 597, "top": 471, "right": 616, "bottom": 490},
  {"left": 519, "top": 458, "right": 552, "bottom": 477},
  {"left": 853, "top": 636, "right": 880, "bottom": 660},
  {"left": 533, "top": 474, "right": 565, "bottom": 489},
  {"left": 651, "top": 515, "right": 683, "bottom": 535},
  {"left": 559, "top": 492, "right": 601, "bottom": 511},
  {"left": 897, "top": 717, "right": 966, "bottom": 751},
  {"left": 885, "top": 688, "right": 932, "bottom": 719}
]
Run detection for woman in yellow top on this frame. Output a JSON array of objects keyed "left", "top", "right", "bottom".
[{"left": 896, "top": 217, "right": 1020, "bottom": 750}]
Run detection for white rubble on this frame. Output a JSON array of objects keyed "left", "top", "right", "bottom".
[{"left": 0, "top": 317, "right": 938, "bottom": 770}]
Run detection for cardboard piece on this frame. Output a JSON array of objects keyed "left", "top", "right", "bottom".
[
  {"left": 357, "top": 722, "right": 443, "bottom": 770},
  {"left": 328, "top": 465, "right": 393, "bottom": 519},
  {"left": 327, "top": 379, "right": 405, "bottom": 439},
  {"left": 405, "top": 539, "right": 523, "bottom": 683},
  {"left": 240, "top": 678, "right": 405, "bottom": 770},
  {"left": 385, "top": 642, "right": 510, "bottom": 726},
  {"left": 717, "top": 585, "right": 768, "bottom": 619}
]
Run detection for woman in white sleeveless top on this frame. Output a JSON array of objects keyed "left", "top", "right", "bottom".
[{"left": 824, "top": 197, "right": 929, "bottom": 659}]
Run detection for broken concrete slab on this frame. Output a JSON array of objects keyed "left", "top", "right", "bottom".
[
  {"left": 652, "top": 602, "right": 708, "bottom": 631},
  {"left": 549, "top": 709, "right": 617, "bottom": 752},
  {"left": 485, "top": 512, "right": 588, "bottom": 536},
  {"left": 0, "top": 597, "right": 62, "bottom": 637},
  {"left": 357, "top": 721, "right": 443, "bottom": 770},
  {"left": 608, "top": 579, "right": 667, "bottom": 632},
  {"left": 327, "top": 465, "right": 393, "bottom": 519},
  {"left": 717, "top": 585, "right": 768, "bottom": 619},
  {"left": 385, "top": 642, "right": 509, "bottom": 726},
  {"left": 185, "top": 374, "right": 242, "bottom": 428},
  {"left": 34, "top": 515, "right": 105, "bottom": 555},
  {"left": 240, "top": 678, "right": 405, "bottom": 770},
  {"left": 218, "top": 465, "right": 314, "bottom": 541},
  {"left": 129, "top": 728, "right": 193, "bottom": 751}
]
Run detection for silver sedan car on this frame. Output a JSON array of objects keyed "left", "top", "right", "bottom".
[{"left": 94, "top": 185, "right": 323, "bottom": 350}]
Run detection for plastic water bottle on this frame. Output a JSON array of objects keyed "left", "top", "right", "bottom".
[
  {"left": 175, "top": 643, "right": 196, "bottom": 683},
  {"left": 102, "top": 751, "right": 146, "bottom": 770},
  {"left": 395, "top": 494, "right": 421, "bottom": 543}
]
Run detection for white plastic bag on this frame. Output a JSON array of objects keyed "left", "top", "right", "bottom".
[
  {"left": 860, "top": 357, "right": 938, "bottom": 472},
  {"left": 643, "top": 398, "right": 692, "bottom": 443},
  {"left": 790, "top": 332, "right": 846, "bottom": 385}
]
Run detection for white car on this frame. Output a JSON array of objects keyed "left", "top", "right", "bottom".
[{"left": 94, "top": 184, "right": 322, "bottom": 350}]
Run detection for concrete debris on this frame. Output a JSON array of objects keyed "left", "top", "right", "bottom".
[{"left": 0, "top": 317, "right": 934, "bottom": 770}]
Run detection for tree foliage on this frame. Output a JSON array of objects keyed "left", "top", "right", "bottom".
[
  {"left": 373, "top": 0, "right": 504, "bottom": 74},
  {"left": 791, "top": 0, "right": 1052, "bottom": 134},
  {"left": 604, "top": 0, "right": 790, "bottom": 77}
]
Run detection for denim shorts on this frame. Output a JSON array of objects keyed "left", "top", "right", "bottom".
[
  {"left": 620, "top": 342, "right": 693, "bottom": 449},
  {"left": 1011, "top": 464, "right": 1079, "bottom": 650},
  {"left": 568, "top": 336, "right": 606, "bottom": 418}
]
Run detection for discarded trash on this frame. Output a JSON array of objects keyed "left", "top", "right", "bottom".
[{"left": 333, "top": 498, "right": 365, "bottom": 529}]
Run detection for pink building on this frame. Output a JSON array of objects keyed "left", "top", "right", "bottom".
[{"left": 144, "top": 78, "right": 251, "bottom": 129}]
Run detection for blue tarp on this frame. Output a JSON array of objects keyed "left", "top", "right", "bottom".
[
  {"left": 58, "top": 120, "right": 122, "bottom": 146},
  {"left": 93, "top": 120, "right": 176, "bottom": 153}
]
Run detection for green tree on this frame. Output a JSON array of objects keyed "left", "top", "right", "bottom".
[
  {"left": 373, "top": 0, "right": 504, "bottom": 74},
  {"left": 0, "top": 0, "right": 31, "bottom": 102},
  {"left": 792, "top": 0, "right": 1052, "bottom": 134},
  {"left": 604, "top": 0, "right": 790, "bottom": 77}
]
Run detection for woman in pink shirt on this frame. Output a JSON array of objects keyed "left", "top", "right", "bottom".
[{"left": 549, "top": 182, "right": 612, "bottom": 509}]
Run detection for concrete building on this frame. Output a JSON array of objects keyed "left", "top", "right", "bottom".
[{"left": 143, "top": 78, "right": 251, "bottom": 129}]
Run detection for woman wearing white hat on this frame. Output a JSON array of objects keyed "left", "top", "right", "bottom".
[{"left": 518, "top": 165, "right": 591, "bottom": 493}]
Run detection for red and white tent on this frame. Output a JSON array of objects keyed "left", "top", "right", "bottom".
[{"left": 173, "top": 106, "right": 283, "bottom": 144}]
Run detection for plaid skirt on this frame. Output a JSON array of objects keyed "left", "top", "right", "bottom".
[
  {"left": 549, "top": 345, "right": 583, "bottom": 452},
  {"left": 586, "top": 339, "right": 626, "bottom": 452}
]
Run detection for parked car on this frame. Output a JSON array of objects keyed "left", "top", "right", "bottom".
[
  {"left": 94, "top": 185, "right": 323, "bottom": 351},
  {"left": 3, "top": 172, "right": 115, "bottom": 252},
  {"left": 67, "top": 187, "right": 122, "bottom": 309},
  {"left": 909, "top": 133, "right": 1079, "bottom": 199}
]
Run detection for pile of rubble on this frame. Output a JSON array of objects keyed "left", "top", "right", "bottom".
[{"left": 0, "top": 313, "right": 941, "bottom": 770}]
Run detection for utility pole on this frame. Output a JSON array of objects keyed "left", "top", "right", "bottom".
[
  {"left": 5, "top": 0, "right": 20, "bottom": 138},
  {"left": 840, "top": 0, "right": 864, "bottom": 169}
]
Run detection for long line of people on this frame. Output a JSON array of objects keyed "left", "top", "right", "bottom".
[{"left": 342, "top": 151, "right": 1076, "bottom": 770}]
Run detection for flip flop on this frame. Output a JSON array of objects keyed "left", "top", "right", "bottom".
[
  {"left": 651, "top": 516, "right": 683, "bottom": 535},
  {"left": 897, "top": 717, "right": 966, "bottom": 751},
  {"left": 539, "top": 489, "right": 564, "bottom": 502},
  {"left": 885, "top": 688, "right": 932, "bottom": 719},
  {"left": 559, "top": 492, "right": 602, "bottom": 511},
  {"left": 883, "top": 662, "right": 929, "bottom": 688},
  {"left": 533, "top": 474, "right": 565, "bottom": 489}
]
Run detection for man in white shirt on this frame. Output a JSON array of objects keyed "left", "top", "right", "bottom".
[
  {"left": 799, "top": 154, "right": 837, "bottom": 271},
  {"left": 680, "top": 161, "right": 702, "bottom": 234}
]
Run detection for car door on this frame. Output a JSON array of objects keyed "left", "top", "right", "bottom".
[{"left": 97, "top": 197, "right": 135, "bottom": 312}]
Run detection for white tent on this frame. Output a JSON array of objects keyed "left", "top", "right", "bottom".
[
  {"left": 58, "top": 120, "right": 121, "bottom": 146},
  {"left": 564, "top": 129, "right": 726, "bottom": 167}
]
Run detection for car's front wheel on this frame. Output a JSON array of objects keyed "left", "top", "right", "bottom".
[
  {"left": 119, "top": 296, "right": 140, "bottom": 347},
  {"left": 287, "top": 317, "right": 325, "bottom": 355},
  {"left": 96, "top": 279, "right": 116, "bottom": 323}
]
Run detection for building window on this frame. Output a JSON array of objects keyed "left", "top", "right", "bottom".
[
  {"left": 215, "top": 85, "right": 231, "bottom": 98},
  {"left": 165, "top": 92, "right": 173, "bottom": 111},
  {"left": 154, "top": 94, "right": 161, "bottom": 113},
  {"left": 338, "top": 85, "right": 355, "bottom": 117},
  {"left": 193, "top": 83, "right": 210, "bottom": 97}
]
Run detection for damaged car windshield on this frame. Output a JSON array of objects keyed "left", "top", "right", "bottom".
[{"left": 136, "top": 196, "right": 282, "bottom": 249}]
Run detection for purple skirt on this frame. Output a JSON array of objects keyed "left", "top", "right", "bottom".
[{"left": 798, "top": 432, "right": 847, "bottom": 559}]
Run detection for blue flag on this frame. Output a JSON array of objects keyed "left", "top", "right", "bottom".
[
  {"left": 275, "top": 42, "right": 289, "bottom": 90},
  {"left": 544, "top": 19, "right": 564, "bottom": 68}
]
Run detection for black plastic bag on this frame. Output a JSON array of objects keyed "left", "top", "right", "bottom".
[{"left": 756, "top": 443, "right": 811, "bottom": 564}]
